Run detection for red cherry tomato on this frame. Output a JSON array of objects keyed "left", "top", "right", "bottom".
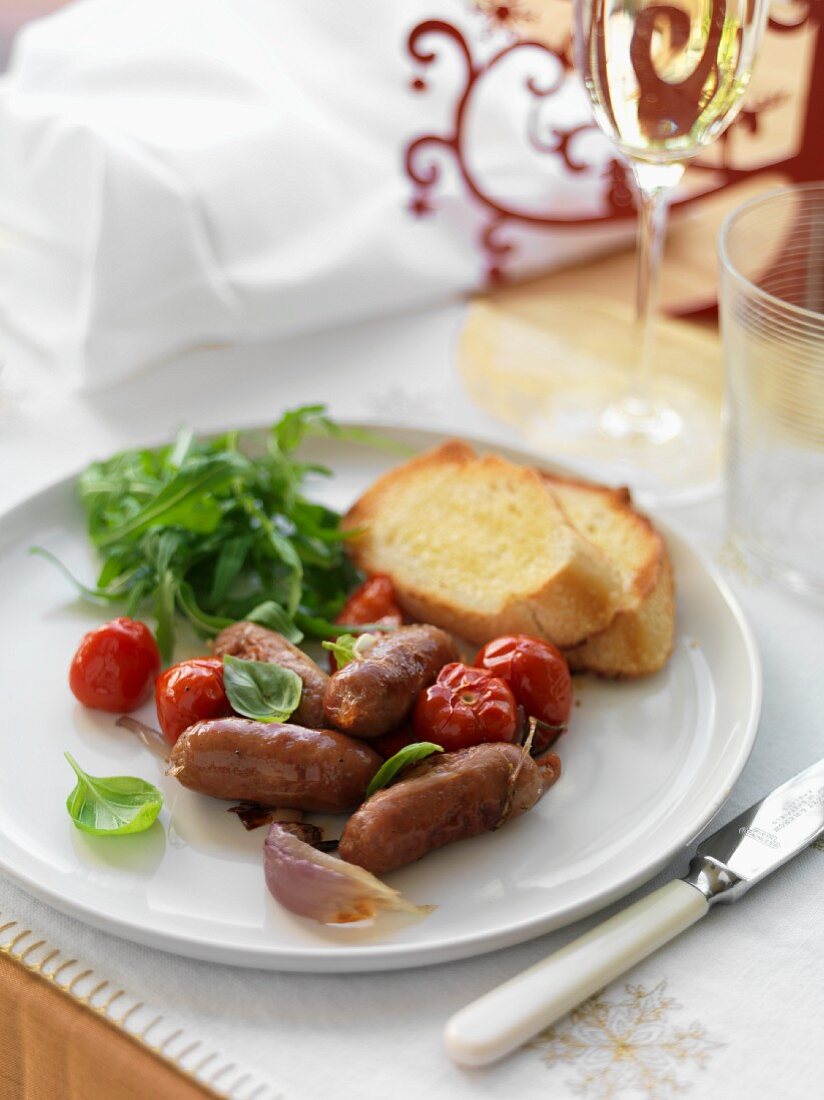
[
  {"left": 336, "top": 575, "right": 403, "bottom": 629},
  {"left": 474, "top": 634, "right": 573, "bottom": 730},
  {"left": 412, "top": 663, "right": 518, "bottom": 752},
  {"left": 155, "top": 658, "right": 233, "bottom": 744},
  {"left": 69, "top": 617, "right": 161, "bottom": 713}
]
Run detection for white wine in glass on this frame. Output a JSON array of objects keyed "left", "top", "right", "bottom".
[{"left": 569, "top": 0, "right": 768, "bottom": 501}]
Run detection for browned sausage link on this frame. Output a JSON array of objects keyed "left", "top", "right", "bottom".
[
  {"left": 168, "top": 717, "right": 382, "bottom": 813},
  {"left": 213, "top": 622, "right": 328, "bottom": 728},
  {"left": 338, "top": 743, "right": 561, "bottom": 875},
  {"left": 322, "top": 624, "right": 458, "bottom": 738}
]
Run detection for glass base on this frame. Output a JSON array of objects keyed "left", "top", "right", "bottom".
[
  {"left": 731, "top": 534, "right": 824, "bottom": 600},
  {"left": 512, "top": 376, "right": 721, "bottom": 507},
  {"left": 729, "top": 461, "right": 824, "bottom": 598},
  {"left": 600, "top": 396, "right": 682, "bottom": 446},
  {"left": 458, "top": 289, "right": 725, "bottom": 507}
]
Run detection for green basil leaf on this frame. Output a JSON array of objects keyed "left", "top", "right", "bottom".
[
  {"left": 222, "top": 654, "right": 302, "bottom": 723},
  {"left": 366, "top": 743, "right": 444, "bottom": 798},
  {"left": 64, "top": 753, "right": 163, "bottom": 836}
]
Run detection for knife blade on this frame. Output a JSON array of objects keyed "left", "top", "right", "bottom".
[
  {"left": 445, "top": 758, "right": 824, "bottom": 1068},
  {"left": 686, "top": 756, "right": 824, "bottom": 900}
]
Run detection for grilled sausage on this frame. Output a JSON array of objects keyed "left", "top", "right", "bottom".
[
  {"left": 168, "top": 717, "right": 382, "bottom": 813},
  {"left": 213, "top": 622, "right": 328, "bottom": 728},
  {"left": 323, "top": 624, "right": 458, "bottom": 738},
  {"left": 338, "top": 743, "right": 561, "bottom": 875}
]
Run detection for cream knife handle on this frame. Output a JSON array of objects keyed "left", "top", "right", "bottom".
[{"left": 445, "top": 879, "right": 708, "bottom": 1068}]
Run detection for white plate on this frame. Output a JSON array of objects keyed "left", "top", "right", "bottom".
[{"left": 0, "top": 427, "right": 760, "bottom": 972}]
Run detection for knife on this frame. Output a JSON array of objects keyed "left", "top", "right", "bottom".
[{"left": 445, "top": 757, "right": 824, "bottom": 1067}]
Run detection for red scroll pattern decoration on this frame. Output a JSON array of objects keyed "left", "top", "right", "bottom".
[{"left": 403, "top": 5, "right": 820, "bottom": 283}]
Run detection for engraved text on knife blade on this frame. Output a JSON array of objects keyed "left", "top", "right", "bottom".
[{"left": 696, "top": 758, "right": 824, "bottom": 885}]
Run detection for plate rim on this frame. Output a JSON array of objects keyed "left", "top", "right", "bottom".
[{"left": 0, "top": 421, "right": 762, "bottom": 971}]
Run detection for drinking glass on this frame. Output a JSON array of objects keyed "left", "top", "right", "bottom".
[
  {"left": 569, "top": 0, "right": 769, "bottom": 502},
  {"left": 719, "top": 183, "right": 824, "bottom": 596}
]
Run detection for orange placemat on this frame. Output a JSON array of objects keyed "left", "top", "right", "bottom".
[
  {"left": 0, "top": 916, "right": 256, "bottom": 1100},
  {"left": 0, "top": 951, "right": 217, "bottom": 1100}
]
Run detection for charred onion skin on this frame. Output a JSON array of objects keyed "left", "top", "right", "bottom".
[
  {"left": 338, "top": 743, "right": 561, "bottom": 876},
  {"left": 213, "top": 622, "right": 328, "bottom": 728},
  {"left": 263, "top": 823, "right": 428, "bottom": 924},
  {"left": 323, "top": 624, "right": 459, "bottom": 738},
  {"left": 168, "top": 717, "right": 382, "bottom": 813}
]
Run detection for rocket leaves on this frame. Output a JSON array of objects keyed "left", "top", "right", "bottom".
[{"left": 34, "top": 406, "right": 368, "bottom": 661}]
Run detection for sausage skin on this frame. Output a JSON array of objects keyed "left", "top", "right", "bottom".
[
  {"left": 323, "top": 624, "right": 458, "bottom": 738},
  {"left": 168, "top": 717, "right": 382, "bottom": 813},
  {"left": 213, "top": 622, "right": 328, "bottom": 728},
  {"left": 338, "top": 743, "right": 561, "bottom": 875}
]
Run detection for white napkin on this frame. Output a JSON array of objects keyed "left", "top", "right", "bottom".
[{"left": 0, "top": 0, "right": 628, "bottom": 389}]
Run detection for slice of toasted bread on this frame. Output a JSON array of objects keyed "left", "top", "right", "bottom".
[
  {"left": 343, "top": 441, "right": 623, "bottom": 648},
  {"left": 563, "top": 555, "right": 674, "bottom": 677},
  {"left": 541, "top": 475, "right": 675, "bottom": 677}
]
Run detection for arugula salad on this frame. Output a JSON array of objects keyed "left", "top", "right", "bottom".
[{"left": 36, "top": 405, "right": 384, "bottom": 660}]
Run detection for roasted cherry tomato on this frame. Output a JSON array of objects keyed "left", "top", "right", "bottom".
[
  {"left": 474, "top": 634, "right": 573, "bottom": 731},
  {"left": 412, "top": 663, "right": 517, "bottom": 752},
  {"left": 69, "top": 617, "right": 161, "bottom": 713},
  {"left": 155, "top": 658, "right": 233, "bottom": 744},
  {"left": 336, "top": 574, "right": 403, "bottom": 629}
]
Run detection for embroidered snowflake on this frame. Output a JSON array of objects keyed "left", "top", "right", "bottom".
[{"left": 529, "top": 982, "right": 723, "bottom": 1099}]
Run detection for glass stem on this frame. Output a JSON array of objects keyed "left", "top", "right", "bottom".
[
  {"left": 627, "top": 159, "right": 685, "bottom": 414},
  {"left": 600, "top": 159, "right": 686, "bottom": 445}
]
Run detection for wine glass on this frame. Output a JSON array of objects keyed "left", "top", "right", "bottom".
[{"left": 569, "top": 0, "right": 769, "bottom": 502}]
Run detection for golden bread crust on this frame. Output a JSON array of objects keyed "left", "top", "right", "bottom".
[{"left": 564, "top": 554, "right": 675, "bottom": 677}]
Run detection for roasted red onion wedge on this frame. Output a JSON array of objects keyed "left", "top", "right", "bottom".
[
  {"left": 115, "top": 716, "right": 169, "bottom": 759},
  {"left": 263, "top": 822, "right": 430, "bottom": 924}
]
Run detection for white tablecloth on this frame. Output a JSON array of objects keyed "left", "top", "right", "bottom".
[{"left": 1, "top": 303, "right": 823, "bottom": 1100}]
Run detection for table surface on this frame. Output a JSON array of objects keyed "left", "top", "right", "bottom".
[{"left": 1, "top": 297, "right": 823, "bottom": 1100}]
